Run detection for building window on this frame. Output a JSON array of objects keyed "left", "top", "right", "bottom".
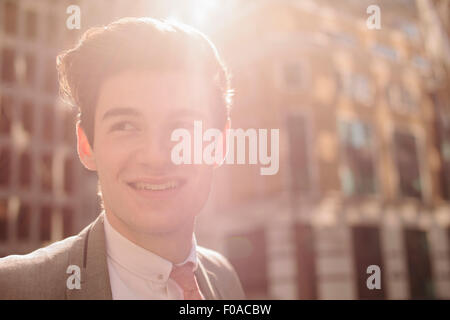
[
  {"left": 393, "top": 130, "right": 422, "bottom": 199},
  {"left": 295, "top": 223, "right": 317, "bottom": 299},
  {"left": 45, "top": 13, "right": 59, "bottom": 45},
  {"left": 0, "top": 146, "right": 11, "bottom": 187},
  {"left": 282, "top": 62, "right": 302, "bottom": 88},
  {"left": 287, "top": 114, "right": 311, "bottom": 192},
  {"left": 438, "top": 115, "right": 450, "bottom": 200},
  {"left": 40, "top": 206, "right": 52, "bottom": 242},
  {"left": 42, "top": 104, "right": 54, "bottom": 142},
  {"left": 226, "top": 229, "right": 268, "bottom": 298},
  {"left": 64, "top": 111, "right": 76, "bottom": 144},
  {"left": 353, "top": 75, "right": 372, "bottom": 105},
  {"left": 25, "top": 10, "right": 37, "bottom": 41},
  {"left": 448, "top": 228, "right": 450, "bottom": 267},
  {"left": 17, "top": 202, "right": 31, "bottom": 241},
  {"left": 21, "top": 101, "right": 33, "bottom": 135},
  {"left": 339, "top": 73, "right": 373, "bottom": 106},
  {"left": 19, "top": 152, "right": 31, "bottom": 189},
  {"left": 0, "top": 95, "right": 13, "bottom": 136},
  {"left": 372, "top": 44, "right": 398, "bottom": 61},
  {"left": 1, "top": 48, "right": 16, "bottom": 84},
  {"left": 40, "top": 153, "right": 53, "bottom": 192},
  {"left": 387, "top": 85, "right": 418, "bottom": 113},
  {"left": 404, "top": 228, "right": 434, "bottom": 299},
  {"left": 44, "top": 58, "right": 58, "bottom": 94},
  {"left": 0, "top": 199, "right": 8, "bottom": 241},
  {"left": 412, "top": 56, "right": 430, "bottom": 70},
  {"left": 402, "top": 88, "right": 417, "bottom": 112},
  {"left": 338, "top": 120, "right": 376, "bottom": 196},
  {"left": 25, "top": 53, "right": 35, "bottom": 88},
  {"left": 398, "top": 22, "right": 420, "bottom": 40},
  {"left": 3, "top": 1, "right": 17, "bottom": 36},
  {"left": 325, "top": 31, "right": 356, "bottom": 47},
  {"left": 352, "top": 226, "right": 386, "bottom": 299},
  {"left": 64, "top": 157, "right": 74, "bottom": 195}
]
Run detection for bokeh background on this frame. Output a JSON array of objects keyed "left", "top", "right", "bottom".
[{"left": 0, "top": 0, "right": 450, "bottom": 299}]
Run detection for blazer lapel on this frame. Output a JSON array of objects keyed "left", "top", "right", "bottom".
[
  {"left": 66, "top": 213, "right": 112, "bottom": 300},
  {"left": 195, "top": 254, "right": 221, "bottom": 300}
]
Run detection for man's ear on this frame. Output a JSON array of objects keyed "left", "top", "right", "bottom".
[
  {"left": 76, "top": 121, "right": 97, "bottom": 171},
  {"left": 214, "top": 118, "right": 231, "bottom": 169}
]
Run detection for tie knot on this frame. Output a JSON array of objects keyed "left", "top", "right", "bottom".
[
  {"left": 170, "top": 263, "right": 196, "bottom": 288},
  {"left": 170, "top": 263, "right": 204, "bottom": 300}
]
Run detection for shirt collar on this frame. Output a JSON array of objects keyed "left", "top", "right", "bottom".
[{"left": 103, "top": 212, "right": 198, "bottom": 284}]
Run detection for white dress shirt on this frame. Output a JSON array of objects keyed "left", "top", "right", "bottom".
[{"left": 103, "top": 213, "right": 198, "bottom": 300}]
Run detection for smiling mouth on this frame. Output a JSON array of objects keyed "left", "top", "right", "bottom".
[{"left": 127, "top": 180, "right": 184, "bottom": 191}]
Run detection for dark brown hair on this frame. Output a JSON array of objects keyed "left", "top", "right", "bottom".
[{"left": 57, "top": 17, "right": 232, "bottom": 146}]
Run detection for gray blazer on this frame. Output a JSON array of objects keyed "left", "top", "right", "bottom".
[{"left": 0, "top": 213, "right": 245, "bottom": 299}]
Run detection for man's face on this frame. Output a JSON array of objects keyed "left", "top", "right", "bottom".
[{"left": 81, "top": 70, "right": 219, "bottom": 236}]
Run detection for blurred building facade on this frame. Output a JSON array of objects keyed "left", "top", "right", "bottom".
[
  {"left": 197, "top": 0, "right": 450, "bottom": 300},
  {"left": 0, "top": 0, "right": 158, "bottom": 257},
  {"left": 0, "top": 0, "right": 96, "bottom": 257},
  {"left": 0, "top": 0, "right": 192, "bottom": 255},
  {"left": 0, "top": 0, "right": 449, "bottom": 300}
]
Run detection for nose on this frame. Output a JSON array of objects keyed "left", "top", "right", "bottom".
[{"left": 134, "top": 129, "right": 174, "bottom": 174}]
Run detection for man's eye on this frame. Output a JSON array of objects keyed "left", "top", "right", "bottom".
[{"left": 110, "top": 122, "right": 138, "bottom": 132}]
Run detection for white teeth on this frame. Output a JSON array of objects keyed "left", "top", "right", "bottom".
[{"left": 132, "top": 181, "right": 178, "bottom": 191}]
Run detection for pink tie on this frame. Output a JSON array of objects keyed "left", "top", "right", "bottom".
[{"left": 170, "top": 263, "right": 204, "bottom": 300}]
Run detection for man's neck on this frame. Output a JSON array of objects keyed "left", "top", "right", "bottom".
[{"left": 104, "top": 211, "right": 194, "bottom": 264}]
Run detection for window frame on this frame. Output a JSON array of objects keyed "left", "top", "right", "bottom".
[
  {"left": 285, "top": 109, "right": 319, "bottom": 198},
  {"left": 337, "top": 116, "right": 380, "bottom": 199},
  {"left": 391, "top": 125, "right": 430, "bottom": 202}
]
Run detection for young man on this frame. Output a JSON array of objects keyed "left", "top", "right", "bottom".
[{"left": 0, "top": 17, "right": 245, "bottom": 300}]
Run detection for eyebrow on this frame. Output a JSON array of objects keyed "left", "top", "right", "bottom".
[{"left": 101, "top": 107, "right": 141, "bottom": 121}]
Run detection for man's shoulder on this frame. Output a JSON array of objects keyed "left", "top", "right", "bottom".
[
  {"left": 0, "top": 226, "right": 88, "bottom": 299},
  {"left": 197, "top": 246, "right": 246, "bottom": 299},
  {"left": 0, "top": 233, "right": 83, "bottom": 271}
]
